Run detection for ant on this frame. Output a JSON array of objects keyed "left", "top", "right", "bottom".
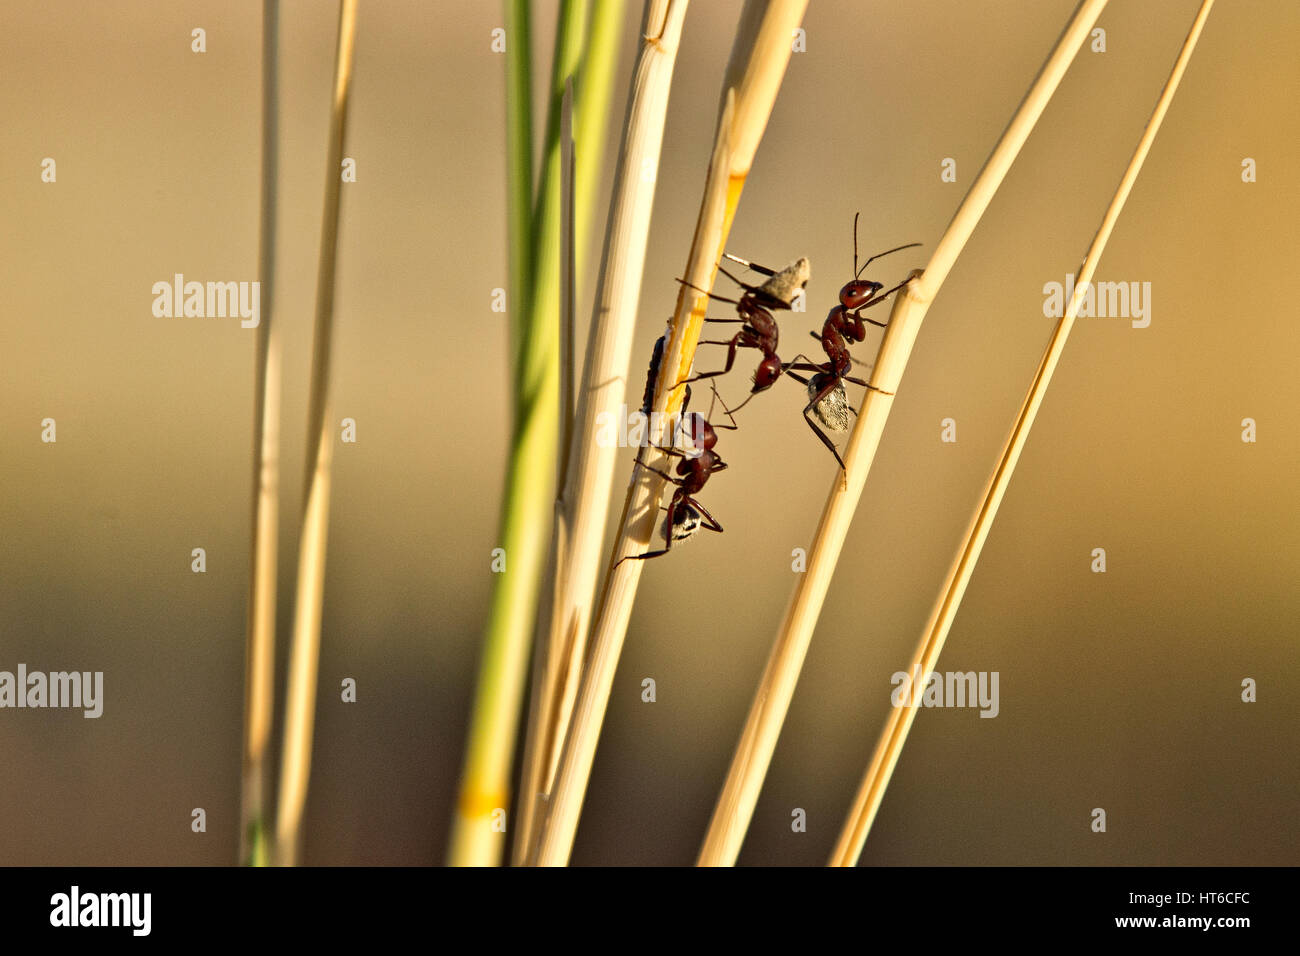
[
  {"left": 618, "top": 375, "right": 737, "bottom": 565},
  {"left": 673, "top": 255, "right": 810, "bottom": 412},
  {"left": 782, "top": 214, "right": 920, "bottom": 471}
]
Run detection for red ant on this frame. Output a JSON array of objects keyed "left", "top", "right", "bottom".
[
  {"left": 618, "top": 379, "right": 737, "bottom": 564},
  {"left": 782, "top": 214, "right": 920, "bottom": 471},
  {"left": 673, "top": 256, "right": 810, "bottom": 412}
]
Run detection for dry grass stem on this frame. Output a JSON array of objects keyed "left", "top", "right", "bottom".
[
  {"left": 515, "top": 0, "right": 689, "bottom": 865},
  {"left": 559, "top": 77, "right": 577, "bottom": 479},
  {"left": 829, "top": 0, "right": 1215, "bottom": 868},
  {"left": 240, "top": 0, "right": 280, "bottom": 869},
  {"left": 448, "top": 0, "right": 617, "bottom": 867},
  {"left": 696, "top": 0, "right": 1110, "bottom": 867},
  {"left": 534, "top": 0, "right": 810, "bottom": 867},
  {"left": 273, "top": 0, "right": 358, "bottom": 867}
]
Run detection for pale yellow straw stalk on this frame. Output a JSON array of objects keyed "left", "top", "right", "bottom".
[
  {"left": 534, "top": 0, "right": 810, "bottom": 867},
  {"left": 449, "top": 0, "right": 623, "bottom": 867},
  {"left": 274, "top": 0, "right": 358, "bottom": 867},
  {"left": 829, "top": 0, "right": 1215, "bottom": 868},
  {"left": 240, "top": 0, "right": 280, "bottom": 869},
  {"left": 515, "top": 0, "right": 689, "bottom": 865},
  {"left": 696, "top": 0, "right": 1110, "bottom": 867}
]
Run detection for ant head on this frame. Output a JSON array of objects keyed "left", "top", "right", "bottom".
[
  {"left": 752, "top": 355, "right": 784, "bottom": 392},
  {"left": 680, "top": 412, "right": 717, "bottom": 452},
  {"left": 839, "top": 280, "right": 882, "bottom": 310}
]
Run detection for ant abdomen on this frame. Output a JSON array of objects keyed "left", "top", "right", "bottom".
[
  {"left": 809, "top": 375, "right": 851, "bottom": 433},
  {"left": 665, "top": 501, "right": 703, "bottom": 544}
]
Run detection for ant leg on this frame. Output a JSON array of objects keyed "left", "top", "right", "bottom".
[
  {"left": 640, "top": 436, "right": 697, "bottom": 462},
  {"left": 638, "top": 412, "right": 707, "bottom": 461},
  {"left": 784, "top": 352, "right": 824, "bottom": 366},
  {"left": 687, "top": 497, "right": 724, "bottom": 534},
  {"left": 843, "top": 374, "right": 895, "bottom": 396},
  {"left": 782, "top": 352, "right": 825, "bottom": 373},
  {"left": 631, "top": 458, "right": 681, "bottom": 484},
  {"left": 676, "top": 333, "right": 742, "bottom": 387},
  {"left": 707, "top": 381, "right": 740, "bottom": 431},
  {"left": 617, "top": 545, "right": 670, "bottom": 565},
  {"left": 802, "top": 404, "right": 847, "bottom": 472},
  {"left": 783, "top": 355, "right": 831, "bottom": 384},
  {"left": 802, "top": 379, "right": 849, "bottom": 472},
  {"left": 616, "top": 491, "right": 683, "bottom": 565}
]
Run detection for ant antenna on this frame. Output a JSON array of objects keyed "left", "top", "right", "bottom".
[
  {"left": 722, "top": 252, "right": 777, "bottom": 278},
  {"left": 715, "top": 263, "right": 750, "bottom": 290},
  {"left": 729, "top": 385, "right": 765, "bottom": 415},
  {"left": 677, "top": 274, "right": 740, "bottom": 306},
  {"left": 855, "top": 241, "right": 923, "bottom": 279},
  {"left": 852, "top": 211, "right": 861, "bottom": 278}
]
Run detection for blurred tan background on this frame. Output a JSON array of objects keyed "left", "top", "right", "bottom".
[{"left": 0, "top": 0, "right": 1295, "bottom": 865}]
